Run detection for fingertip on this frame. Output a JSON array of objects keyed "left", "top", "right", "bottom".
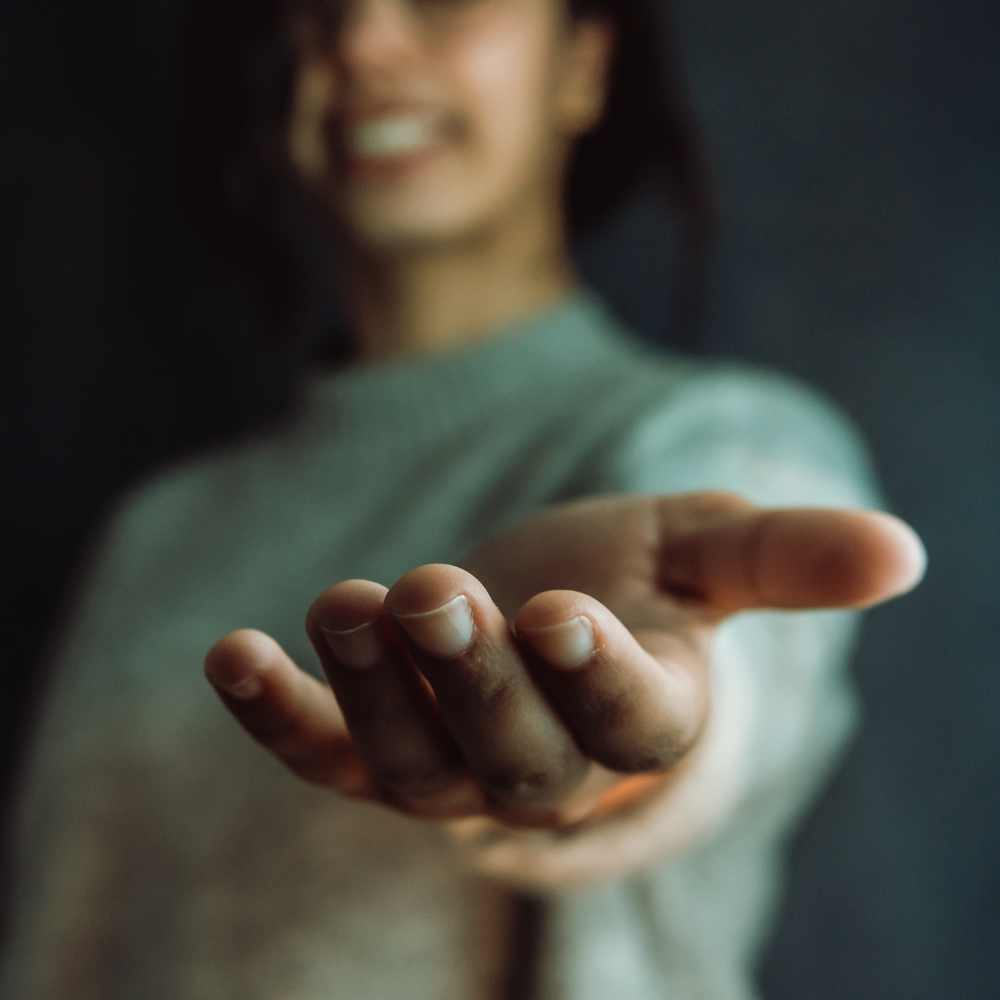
[
  {"left": 204, "top": 629, "right": 279, "bottom": 696},
  {"left": 306, "top": 579, "right": 389, "bottom": 634},
  {"left": 210, "top": 627, "right": 279, "bottom": 663},
  {"left": 512, "top": 589, "right": 594, "bottom": 631},
  {"left": 865, "top": 511, "right": 929, "bottom": 594},
  {"left": 515, "top": 615, "right": 597, "bottom": 671}
]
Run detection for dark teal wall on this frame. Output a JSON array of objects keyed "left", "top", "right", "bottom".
[{"left": 5, "top": 2, "right": 997, "bottom": 994}]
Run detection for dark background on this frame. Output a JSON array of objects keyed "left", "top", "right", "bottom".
[{"left": 6, "top": 1, "right": 998, "bottom": 996}]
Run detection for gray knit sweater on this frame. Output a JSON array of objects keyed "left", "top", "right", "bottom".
[{"left": 2, "top": 286, "right": 886, "bottom": 999}]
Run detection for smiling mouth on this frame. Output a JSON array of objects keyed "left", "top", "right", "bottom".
[
  {"left": 342, "top": 139, "right": 449, "bottom": 182},
  {"left": 328, "top": 115, "right": 460, "bottom": 183}
]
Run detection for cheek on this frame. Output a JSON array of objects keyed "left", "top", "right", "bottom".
[
  {"left": 451, "top": 28, "right": 558, "bottom": 180},
  {"left": 288, "top": 62, "right": 337, "bottom": 180}
]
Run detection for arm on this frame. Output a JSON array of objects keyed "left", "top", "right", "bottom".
[
  {"left": 195, "top": 362, "right": 923, "bottom": 903},
  {"left": 446, "top": 364, "right": 900, "bottom": 887}
]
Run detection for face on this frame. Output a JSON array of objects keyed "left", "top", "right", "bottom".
[{"left": 286, "top": 0, "right": 614, "bottom": 254}]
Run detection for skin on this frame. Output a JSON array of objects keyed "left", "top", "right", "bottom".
[
  {"left": 285, "top": 0, "right": 614, "bottom": 362},
  {"left": 204, "top": 0, "right": 929, "bottom": 881},
  {"left": 206, "top": 491, "right": 927, "bottom": 884}
]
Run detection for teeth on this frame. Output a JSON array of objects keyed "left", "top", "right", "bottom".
[{"left": 347, "top": 115, "right": 440, "bottom": 158}]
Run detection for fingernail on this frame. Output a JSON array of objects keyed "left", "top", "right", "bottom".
[
  {"left": 392, "top": 594, "right": 475, "bottom": 658},
  {"left": 322, "top": 620, "right": 381, "bottom": 670},
  {"left": 208, "top": 668, "right": 262, "bottom": 700},
  {"left": 516, "top": 616, "right": 595, "bottom": 670},
  {"left": 887, "top": 516, "right": 929, "bottom": 587}
]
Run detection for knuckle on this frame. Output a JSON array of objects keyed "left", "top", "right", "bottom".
[
  {"left": 595, "top": 728, "right": 690, "bottom": 774},
  {"left": 483, "top": 767, "right": 555, "bottom": 803},
  {"left": 482, "top": 748, "right": 584, "bottom": 805},
  {"left": 478, "top": 674, "right": 520, "bottom": 717},
  {"left": 582, "top": 683, "right": 640, "bottom": 735},
  {"left": 376, "top": 762, "right": 457, "bottom": 799}
]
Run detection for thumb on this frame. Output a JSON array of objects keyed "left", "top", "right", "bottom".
[{"left": 656, "top": 494, "right": 928, "bottom": 616}]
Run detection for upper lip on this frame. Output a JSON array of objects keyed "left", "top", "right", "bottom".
[{"left": 341, "top": 102, "right": 442, "bottom": 127}]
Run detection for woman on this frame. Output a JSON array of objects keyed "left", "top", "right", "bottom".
[{"left": 2, "top": 2, "right": 926, "bottom": 997}]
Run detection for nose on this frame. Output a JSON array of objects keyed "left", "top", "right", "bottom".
[{"left": 336, "top": 0, "right": 424, "bottom": 72}]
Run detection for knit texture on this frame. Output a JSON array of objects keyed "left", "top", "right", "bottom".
[{"left": 1, "top": 285, "right": 886, "bottom": 998}]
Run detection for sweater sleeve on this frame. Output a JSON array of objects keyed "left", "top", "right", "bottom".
[
  {"left": 589, "top": 362, "right": 887, "bottom": 835},
  {"left": 445, "top": 361, "right": 887, "bottom": 895},
  {"left": 0, "top": 468, "right": 233, "bottom": 999}
]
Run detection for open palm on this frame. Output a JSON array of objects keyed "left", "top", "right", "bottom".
[{"left": 204, "top": 490, "right": 926, "bottom": 839}]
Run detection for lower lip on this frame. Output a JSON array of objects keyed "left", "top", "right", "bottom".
[{"left": 342, "top": 141, "right": 447, "bottom": 182}]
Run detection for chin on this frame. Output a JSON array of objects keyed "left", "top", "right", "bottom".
[{"left": 337, "top": 205, "right": 492, "bottom": 255}]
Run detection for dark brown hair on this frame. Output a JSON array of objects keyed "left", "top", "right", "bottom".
[
  {"left": 566, "top": 0, "right": 718, "bottom": 344},
  {"left": 177, "top": 0, "right": 718, "bottom": 362}
]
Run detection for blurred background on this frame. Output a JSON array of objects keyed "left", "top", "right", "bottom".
[{"left": 5, "top": 0, "right": 998, "bottom": 996}]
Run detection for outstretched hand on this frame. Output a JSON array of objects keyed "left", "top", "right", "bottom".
[{"left": 204, "top": 491, "right": 926, "bottom": 835}]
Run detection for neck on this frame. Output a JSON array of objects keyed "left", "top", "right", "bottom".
[{"left": 333, "top": 198, "right": 581, "bottom": 366}]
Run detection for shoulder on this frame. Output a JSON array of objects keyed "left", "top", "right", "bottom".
[
  {"left": 631, "top": 356, "right": 876, "bottom": 462},
  {"left": 563, "top": 295, "right": 871, "bottom": 457},
  {"left": 99, "top": 423, "right": 291, "bottom": 563},
  {"left": 56, "top": 423, "right": 297, "bottom": 666},
  {"left": 568, "top": 345, "right": 885, "bottom": 509}
]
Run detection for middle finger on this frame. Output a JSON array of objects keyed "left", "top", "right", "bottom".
[
  {"left": 307, "top": 580, "right": 484, "bottom": 817},
  {"left": 385, "top": 563, "right": 591, "bottom": 820}
]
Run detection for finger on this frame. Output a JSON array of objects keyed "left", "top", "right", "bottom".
[
  {"left": 203, "top": 628, "right": 376, "bottom": 795},
  {"left": 512, "top": 590, "right": 711, "bottom": 774},
  {"left": 384, "top": 564, "right": 591, "bottom": 820},
  {"left": 306, "top": 580, "right": 487, "bottom": 818},
  {"left": 657, "top": 493, "right": 928, "bottom": 616}
]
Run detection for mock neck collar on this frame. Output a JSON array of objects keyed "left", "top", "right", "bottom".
[{"left": 300, "top": 284, "right": 636, "bottom": 433}]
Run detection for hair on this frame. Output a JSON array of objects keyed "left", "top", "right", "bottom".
[
  {"left": 177, "top": 0, "right": 719, "bottom": 366},
  {"left": 565, "top": 0, "right": 719, "bottom": 348}
]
